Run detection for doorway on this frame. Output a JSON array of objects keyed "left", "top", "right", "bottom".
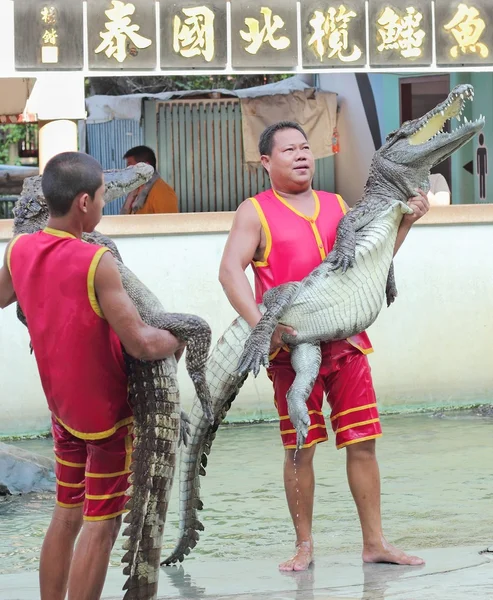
[{"left": 400, "top": 74, "right": 451, "bottom": 191}]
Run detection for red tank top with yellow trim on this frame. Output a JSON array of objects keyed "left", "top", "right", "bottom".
[
  {"left": 8, "top": 228, "right": 132, "bottom": 439},
  {"left": 250, "top": 189, "right": 373, "bottom": 355}
]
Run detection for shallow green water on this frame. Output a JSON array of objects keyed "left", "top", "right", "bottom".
[{"left": 1, "top": 413, "right": 492, "bottom": 574}]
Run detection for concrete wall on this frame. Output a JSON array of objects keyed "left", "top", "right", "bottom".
[
  {"left": 317, "top": 73, "right": 375, "bottom": 207},
  {"left": 1, "top": 211, "right": 493, "bottom": 438}
]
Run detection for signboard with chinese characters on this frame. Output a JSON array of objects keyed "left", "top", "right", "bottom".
[
  {"left": 435, "top": 0, "right": 493, "bottom": 67},
  {"left": 160, "top": 0, "right": 227, "bottom": 69},
  {"left": 301, "top": 1, "right": 367, "bottom": 68},
  {"left": 230, "top": 1, "right": 298, "bottom": 69},
  {"left": 14, "top": 0, "right": 83, "bottom": 70},
  {"left": 368, "top": 0, "right": 433, "bottom": 67},
  {"left": 87, "top": 0, "right": 157, "bottom": 69},
  {"left": 9, "top": 0, "right": 493, "bottom": 74}
]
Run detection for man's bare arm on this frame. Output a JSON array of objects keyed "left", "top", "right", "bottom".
[
  {"left": 95, "top": 252, "right": 184, "bottom": 361},
  {"left": 219, "top": 201, "right": 265, "bottom": 329},
  {"left": 0, "top": 244, "right": 17, "bottom": 309},
  {"left": 219, "top": 200, "right": 295, "bottom": 349}
]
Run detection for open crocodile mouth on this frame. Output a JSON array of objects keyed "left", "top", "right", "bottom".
[{"left": 408, "top": 86, "right": 482, "bottom": 146}]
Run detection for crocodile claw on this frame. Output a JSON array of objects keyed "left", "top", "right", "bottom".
[
  {"left": 191, "top": 375, "right": 215, "bottom": 425},
  {"left": 386, "top": 288, "right": 397, "bottom": 307},
  {"left": 328, "top": 250, "right": 355, "bottom": 273},
  {"left": 296, "top": 429, "right": 308, "bottom": 450},
  {"left": 288, "top": 403, "right": 311, "bottom": 449},
  {"left": 179, "top": 410, "right": 191, "bottom": 447},
  {"left": 237, "top": 338, "right": 270, "bottom": 377},
  {"left": 237, "top": 349, "right": 270, "bottom": 378}
]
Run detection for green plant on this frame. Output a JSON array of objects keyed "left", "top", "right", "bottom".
[{"left": 0, "top": 125, "right": 26, "bottom": 165}]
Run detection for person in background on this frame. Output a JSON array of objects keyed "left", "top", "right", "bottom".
[
  {"left": 428, "top": 173, "right": 451, "bottom": 206},
  {"left": 121, "top": 145, "right": 179, "bottom": 215}
]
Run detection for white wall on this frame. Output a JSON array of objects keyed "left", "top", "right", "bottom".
[
  {"left": 318, "top": 73, "right": 376, "bottom": 206},
  {"left": 1, "top": 223, "right": 493, "bottom": 437}
]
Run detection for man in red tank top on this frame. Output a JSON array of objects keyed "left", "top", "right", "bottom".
[
  {"left": 0, "top": 152, "right": 185, "bottom": 600},
  {"left": 219, "top": 122, "right": 430, "bottom": 571}
]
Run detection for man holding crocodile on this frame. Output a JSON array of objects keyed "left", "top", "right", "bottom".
[
  {"left": 219, "top": 121, "right": 429, "bottom": 572},
  {"left": 0, "top": 152, "right": 185, "bottom": 600}
]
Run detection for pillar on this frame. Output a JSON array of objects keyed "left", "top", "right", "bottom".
[
  {"left": 23, "top": 73, "right": 86, "bottom": 173},
  {"left": 38, "top": 119, "right": 78, "bottom": 173}
]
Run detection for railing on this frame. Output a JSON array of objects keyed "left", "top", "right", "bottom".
[{"left": 0, "top": 197, "right": 17, "bottom": 220}]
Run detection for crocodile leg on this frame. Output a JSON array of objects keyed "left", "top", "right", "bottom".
[
  {"left": 327, "top": 212, "right": 358, "bottom": 273},
  {"left": 327, "top": 206, "right": 381, "bottom": 273},
  {"left": 286, "top": 343, "right": 322, "bottom": 448},
  {"left": 237, "top": 282, "right": 301, "bottom": 377},
  {"left": 385, "top": 261, "right": 398, "bottom": 307},
  {"left": 151, "top": 313, "right": 214, "bottom": 425}
]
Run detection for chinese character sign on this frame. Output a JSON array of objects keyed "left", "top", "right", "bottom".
[
  {"left": 231, "top": 1, "right": 298, "bottom": 68},
  {"left": 369, "top": 0, "right": 432, "bottom": 66},
  {"left": 160, "top": 1, "right": 227, "bottom": 69},
  {"left": 302, "top": 1, "right": 366, "bottom": 67},
  {"left": 10, "top": 0, "right": 493, "bottom": 72},
  {"left": 14, "top": 0, "right": 83, "bottom": 70},
  {"left": 88, "top": 0, "right": 156, "bottom": 69},
  {"left": 435, "top": 0, "right": 493, "bottom": 66},
  {"left": 40, "top": 6, "right": 59, "bottom": 64}
]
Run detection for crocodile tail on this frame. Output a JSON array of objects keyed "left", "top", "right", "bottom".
[
  {"left": 161, "top": 316, "right": 251, "bottom": 565},
  {"left": 122, "top": 359, "right": 180, "bottom": 600}
]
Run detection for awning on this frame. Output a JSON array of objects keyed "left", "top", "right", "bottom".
[
  {"left": 0, "top": 78, "right": 36, "bottom": 123},
  {"left": 0, "top": 75, "right": 86, "bottom": 123}
]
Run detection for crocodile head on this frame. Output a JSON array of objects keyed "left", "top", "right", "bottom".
[
  {"left": 372, "top": 84, "right": 484, "bottom": 198},
  {"left": 102, "top": 162, "right": 154, "bottom": 203},
  {"left": 13, "top": 162, "right": 154, "bottom": 235}
]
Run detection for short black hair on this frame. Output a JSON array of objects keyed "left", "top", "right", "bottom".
[
  {"left": 259, "top": 121, "right": 308, "bottom": 157},
  {"left": 41, "top": 152, "right": 103, "bottom": 218},
  {"left": 479, "top": 133, "right": 485, "bottom": 145},
  {"left": 123, "top": 145, "right": 157, "bottom": 169}
]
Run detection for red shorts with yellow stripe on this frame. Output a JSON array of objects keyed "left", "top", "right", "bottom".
[
  {"left": 267, "top": 340, "right": 382, "bottom": 450},
  {"left": 52, "top": 417, "right": 133, "bottom": 521}
]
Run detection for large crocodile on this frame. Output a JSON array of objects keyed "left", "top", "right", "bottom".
[
  {"left": 10, "top": 163, "right": 214, "bottom": 600},
  {"left": 162, "top": 84, "right": 484, "bottom": 565}
]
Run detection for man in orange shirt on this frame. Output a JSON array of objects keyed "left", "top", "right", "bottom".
[{"left": 120, "top": 145, "right": 179, "bottom": 214}]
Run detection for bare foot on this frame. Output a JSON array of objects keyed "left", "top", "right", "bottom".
[
  {"left": 363, "top": 539, "right": 424, "bottom": 566},
  {"left": 279, "top": 540, "right": 314, "bottom": 572}
]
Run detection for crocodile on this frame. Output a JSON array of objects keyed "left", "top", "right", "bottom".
[
  {"left": 10, "top": 162, "right": 214, "bottom": 600},
  {"left": 0, "top": 442, "right": 55, "bottom": 495},
  {"left": 162, "top": 83, "right": 484, "bottom": 565}
]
